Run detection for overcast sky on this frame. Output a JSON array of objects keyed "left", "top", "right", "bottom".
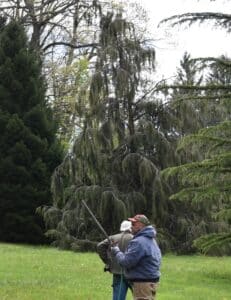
[{"left": 137, "top": 0, "right": 230, "bottom": 78}]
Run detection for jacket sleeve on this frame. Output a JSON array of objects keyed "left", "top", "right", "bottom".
[
  {"left": 97, "top": 239, "right": 110, "bottom": 265},
  {"left": 115, "top": 239, "right": 144, "bottom": 268}
]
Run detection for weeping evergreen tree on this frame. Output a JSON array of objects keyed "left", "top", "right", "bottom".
[
  {"left": 0, "top": 21, "right": 63, "bottom": 244},
  {"left": 39, "top": 12, "right": 177, "bottom": 250}
]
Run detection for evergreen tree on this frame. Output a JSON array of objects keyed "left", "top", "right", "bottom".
[
  {"left": 158, "top": 3, "right": 231, "bottom": 254},
  {"left": 0, "top": 21, "right": 63, "bottom": 244},
  {"left": 156, "top": 57, "right": 231, "bottom": 254},
  {"left": 39, "top": 12, "right": 177, "bottom": 251},
  {"left": 170, "top": 52, "right": 204, "bottom": 136},
  {"left": 162, "top": 120, "right": 231, "bottom": 255}
]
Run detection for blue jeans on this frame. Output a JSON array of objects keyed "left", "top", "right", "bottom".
[{"left": 112, "top": 274, "right": 130, "bottom": 300}]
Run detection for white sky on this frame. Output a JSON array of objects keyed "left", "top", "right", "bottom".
[{"left": 137, "top": 0, "right": 230, "bottom": 78}]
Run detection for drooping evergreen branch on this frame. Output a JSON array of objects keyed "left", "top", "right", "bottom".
[
  {"left": 159, "top": 12, "right": 231, "bottom": 31},
  {"left": 193, "top": 233, "right": 231, "bottom": 255},
  {"left": 216, "top": 209, "right": 231, "bottom": 223},
  {"left": 162, "top": 160, "right": 231, "bottom": 186},
  {"left": 155, "top": 84, "right": 231, "bottom": 92},
  {"left": 190, "top": 57, "right": 231, "bottom": 68},
  {"left": 178, "top": 135, "right": 231, "bottom": 150},
  {"left": 169, "top": 184, "right": 231, "bottom": 202}
]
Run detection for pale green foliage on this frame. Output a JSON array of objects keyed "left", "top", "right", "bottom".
[
  {"left": 139, "top": 157, "right": 158, "bottom": 187},
  {"left": 51, "top": 58, "right": 90, "bottom": 142},
  {"left": 216, "top": 208, "right": 231, "bottom": 223},
  {"left": 193, "top": 233, "right": 231, "bottom": 256}
]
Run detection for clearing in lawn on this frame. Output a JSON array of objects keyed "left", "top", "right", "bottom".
[{"left": 0, "top": 243, "right": 230, "bottom": 300}]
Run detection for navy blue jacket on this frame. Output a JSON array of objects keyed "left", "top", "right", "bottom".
[{"left": 113, "top": 226, "right": 161, "bottom": 281}]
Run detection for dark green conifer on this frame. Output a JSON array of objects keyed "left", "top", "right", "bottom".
[{"left": 0, "top": 21, "right": 63, "bottom": 244}]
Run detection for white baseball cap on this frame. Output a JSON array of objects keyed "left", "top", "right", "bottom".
[{"left": 120, "top": 220, "right": 132, "bottom": 232}]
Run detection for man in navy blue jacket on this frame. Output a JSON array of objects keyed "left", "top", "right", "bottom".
[{"left": 111, "top": 214, "right": 161, "bottom": 300}]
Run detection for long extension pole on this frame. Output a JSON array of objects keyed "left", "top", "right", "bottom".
[{"left": 81, "top": 200, "right": 110, "bottom": 241}]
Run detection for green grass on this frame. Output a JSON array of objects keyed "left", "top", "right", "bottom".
[{"left": 0, "top": 243, "right": 230, "bottom": 299}]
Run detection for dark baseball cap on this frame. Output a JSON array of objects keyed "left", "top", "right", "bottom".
[{"left": 128, "top": 214, "right": 150, "bottom": 225}]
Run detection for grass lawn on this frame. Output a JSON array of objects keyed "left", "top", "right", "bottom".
[{"left": 0, "top": 243, "right": 230, "bottom": 299}]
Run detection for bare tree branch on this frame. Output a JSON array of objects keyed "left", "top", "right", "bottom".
[{"left": 42, "top": 41, "right": 98, "bottom": 52}]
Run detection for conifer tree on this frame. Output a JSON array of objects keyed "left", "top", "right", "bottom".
[
  {"left": 162, "top": 119, "right": 231, "bottom": 255},
  {"left": 0, "top": 21, "right": 63, "bottom": 244},
  {"left": 158, "top": 3, "right": 231, "bottom": 253},
  {"left": 156, "top": 55, "right": 231, "bottom": 253},
  {"left": 39, "top": 12, "right": 177, "bottom": 250}
]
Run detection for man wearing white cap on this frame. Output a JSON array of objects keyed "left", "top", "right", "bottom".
[{"left": 97, "top": 220, "right": 133, "bottom": 300}]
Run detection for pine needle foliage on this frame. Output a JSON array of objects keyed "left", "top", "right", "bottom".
[
  {"left": 160, "top": 12, "right": 231, "bottom": 32},
  {"left": 162, "top": 121, "right": 231, "bottom": 255},
  {"left": 40, "top": 10, "right": 176, "bottom": 250},
  {"left": 157, "top": 4, "right": 231, "bottom": 254},
  {"left": 0, "top": 21, "right": 63, "bottom": 244}
]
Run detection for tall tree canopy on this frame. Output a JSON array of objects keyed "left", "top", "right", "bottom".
[
  {"left": 0, "top": 21, "right": 63, "bottom": 244},
  {"left": 0, "top": 0, "right": 101, "bottom": 52},
  {"left": 0, "top": 0, "right": 103, "bottom": 143},
  {"left": 38, "top": 11, "right": 177, "bottom": 250}
]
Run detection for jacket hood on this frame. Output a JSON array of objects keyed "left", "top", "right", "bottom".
[{"left": 135, "top": 225, "right": 156, "bottom": 238}]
